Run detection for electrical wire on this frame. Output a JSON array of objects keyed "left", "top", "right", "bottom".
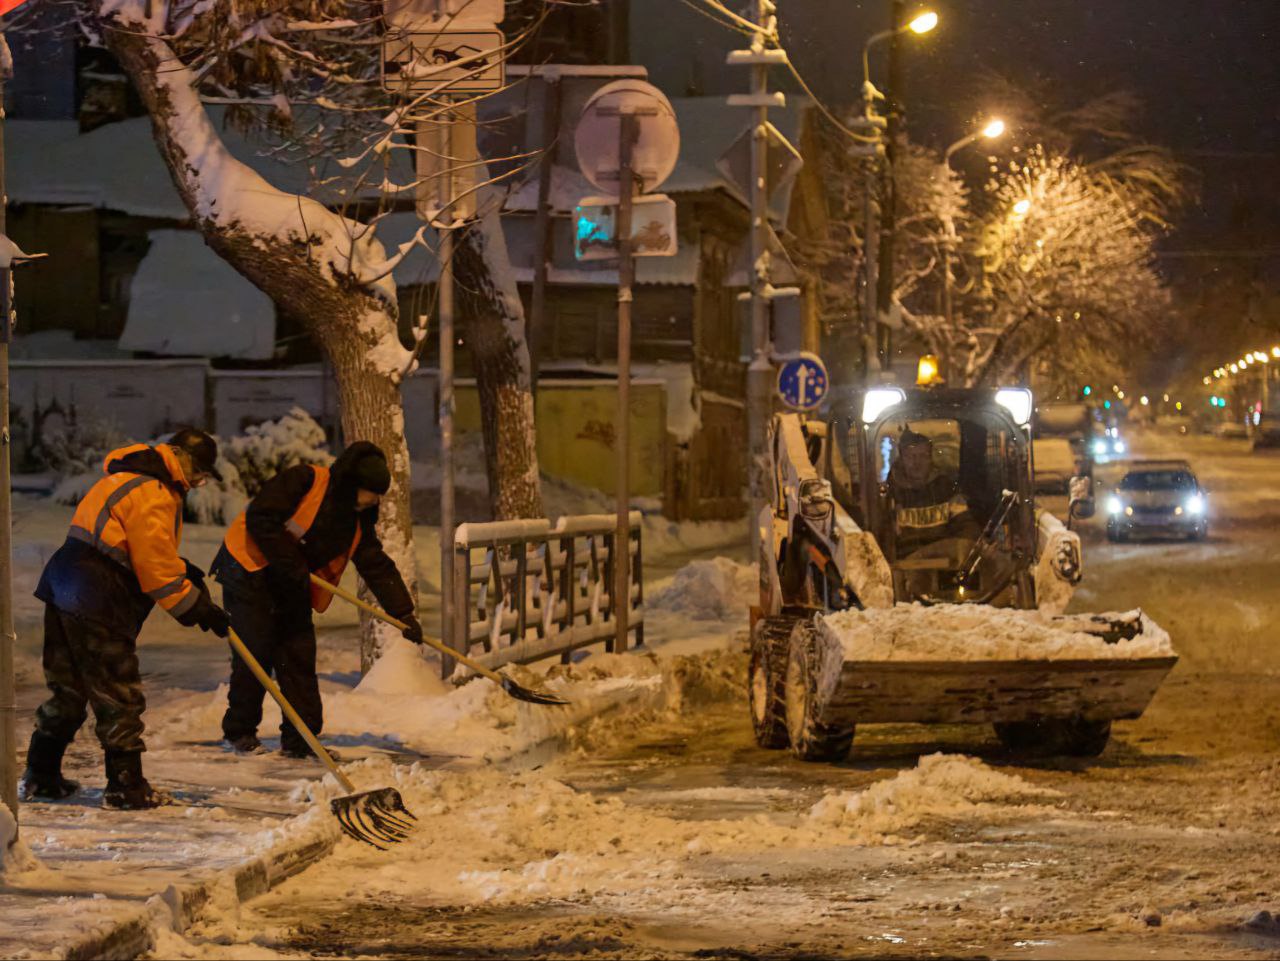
[
  {"left": 676, "top": 0, "right": 878, "bottom": 146},
  {"left": 675, "top": 0, "right": 756, "bottom": 37},
  {"left": 783, "top": 58, "right": 879, "bottom": 144}
]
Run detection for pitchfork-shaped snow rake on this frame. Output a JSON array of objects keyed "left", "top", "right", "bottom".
[
  {"left": 309, "top": 574, "right": 570, "bottom": 707},
  {"left": 225, "top": 627, "right": 416, "bottom": 849}
]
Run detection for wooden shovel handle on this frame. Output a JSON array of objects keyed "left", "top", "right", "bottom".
[
  {"left": 308, "top": 573, "right": 509, "bottom": 686},
  {"left": 224, "top": 627, "right": 357, "bottom": 794}
]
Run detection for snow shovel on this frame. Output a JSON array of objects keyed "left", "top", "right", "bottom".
[
  {"left": 224, "top": 627, "right": 416, "bottom": 849},
  {"left": 308, "top": 573, "right": 570, "bottom": 707}
]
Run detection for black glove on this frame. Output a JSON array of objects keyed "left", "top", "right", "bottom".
[
  {"left": 400, "top": 615, "right": 424, "bottom": 645},
  {"left": 183, "top": 558, "right": 207, "bottom": 588},
  {"left": 177, "top": 588, "right": 230, "bottom": 638}
]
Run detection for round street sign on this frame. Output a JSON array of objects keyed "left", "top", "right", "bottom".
[
  {"left": 574, "top": 80, "right": 680, "bottom": 196},
  {"left": 776, "top": 353, "right": 830, "bottom": 411}
]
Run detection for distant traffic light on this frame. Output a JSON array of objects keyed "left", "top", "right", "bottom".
[
  {"left": 1082, "top": 385, "right": 1093, "bottom": 396},
  {"left": 1103, "top": 400, "right": 1112, "bottom": 409}
]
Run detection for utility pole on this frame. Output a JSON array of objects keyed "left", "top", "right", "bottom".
[
  {"left": 874, "top": 0, "right": 906, "bottom": 373},
  {"left": 435, "top": 118, "right": 456, "bottom": 658},
  {"left": 0, "top": 28, "right": 18, "bottom": 829},
  {"left": 613, "top": 113, "right": 637, "bottom": 655},
  {"left": 726, "top": 0, "right": 786, "bottom": 560}
]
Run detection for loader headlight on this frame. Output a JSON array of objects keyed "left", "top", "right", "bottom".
[
  {"left": 1106, "top": 496, "right": 1123, "bottom": 515},
  {"left": 1092, "top": 439, "right": 1108, "bottom": 457},
  {"left": 995, "top": 387, "right": 1034, "bottom": 426},
  {"left": 1113, "top": 440, "right": 1126, "bottom": 454},
  {"left": 861, "top": 387, "right": 906, "bottom": 424},
  {"left": 1185, "top": 494, "right": 1204, "bottom": 515}
]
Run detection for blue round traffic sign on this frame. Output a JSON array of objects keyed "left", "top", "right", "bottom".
[{"left": 776, "top": 354, "right": 830, "bottom": 410}]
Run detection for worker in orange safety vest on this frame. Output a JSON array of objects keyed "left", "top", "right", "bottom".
[
  {"left": 22, "top": 429, "right": 230, "bottom": 809},
  {"left": 211, "top": 441, "right": 423, "bottom": 758}
]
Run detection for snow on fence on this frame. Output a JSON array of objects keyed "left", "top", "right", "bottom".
[{"left": 447, "top": 512, "right": 643, "bottom": 676}]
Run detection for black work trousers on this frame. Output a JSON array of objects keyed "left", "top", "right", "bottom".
[
  {"left": 220, "top": 574, "right": 320, "bottom": 755},
  {"left": 34, "top": 604, "right": 148, "bottom": 754}
]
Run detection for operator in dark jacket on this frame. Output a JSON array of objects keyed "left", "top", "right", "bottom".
[
  {"left": 889, "top": 428, "right": 982, "bottom": 556},
  {"left": 212, "top": 441, "right": 423, "bottom": 758},
  {"left": 23, "top": 429, "right": 230, "bottom": 809}
]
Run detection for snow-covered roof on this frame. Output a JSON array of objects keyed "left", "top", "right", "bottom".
[
  {"left": 120, "top": 230, "right": 276, "bottom": 359},
  {"left": 7, "top": 110, "right": 411, "bottom": 220}
]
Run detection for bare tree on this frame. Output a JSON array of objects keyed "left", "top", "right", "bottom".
[{"left": 58, "top": 0, "right": 548, "bottom": 665}]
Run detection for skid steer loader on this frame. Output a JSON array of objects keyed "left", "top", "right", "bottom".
[{"left": 749, "top": 385, "right": 1177, "bottom": 761}]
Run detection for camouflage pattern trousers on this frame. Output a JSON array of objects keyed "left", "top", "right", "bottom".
[{"left": 33, "top": 603, "right": 148, "bottom": 754}]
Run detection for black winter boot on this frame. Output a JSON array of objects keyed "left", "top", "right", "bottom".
[
  {"left": 103, "top": 750, "right": 170, "bottom": 810},
  {"left": 19, "top": 731, "right": 80, "bottom": 801}
]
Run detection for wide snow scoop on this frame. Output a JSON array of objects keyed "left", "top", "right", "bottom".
[
  {"left": 224, "top": 627, "right": 416, "bottom": 849},
  {"left": 309, "top": 573, "right": 569, "bottom": 707}
]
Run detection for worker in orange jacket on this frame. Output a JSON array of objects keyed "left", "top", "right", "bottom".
[
  {"left": 212, "top": 441, "right": 423, "bottom": 758},
  {"left": 22, "top": 429, "right": 230, "bottom": 810}
]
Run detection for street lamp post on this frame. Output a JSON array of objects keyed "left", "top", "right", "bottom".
[
  {"left": 939, "top": 119, "right": 1005, "bottom": 373},
  {"left": 861, "top": 8, "right": 936, "bottom": 381}
]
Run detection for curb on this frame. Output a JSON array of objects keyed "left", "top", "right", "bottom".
[{"left": 61, "top": 824, "right": 339, "bottom": 960}]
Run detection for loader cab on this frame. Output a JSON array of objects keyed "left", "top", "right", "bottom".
[{"left": 825, "top": 387, "right": 1038, "bottom": 607}]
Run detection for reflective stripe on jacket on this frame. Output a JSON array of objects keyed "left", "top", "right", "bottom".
[
  {"left": 223, "top": 465, "right": 361, "bottom": 612},
  {"left": 62, "top": 443, "right": 197, "bottom": 618}
]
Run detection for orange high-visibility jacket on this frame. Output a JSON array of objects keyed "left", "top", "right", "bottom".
[
  {"left": 66, "top": 443, "right": 198, "bottom": 618},
  {"left": 223, "top": 465, "right": 361, "bottom": 613}
]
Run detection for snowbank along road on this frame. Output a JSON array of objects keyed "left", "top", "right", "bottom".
[{"left": 11, "top": 429, "right": 1280, "bottom": 959}]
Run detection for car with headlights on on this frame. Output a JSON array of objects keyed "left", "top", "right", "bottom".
[{"left": 1105, "top": 460, "right": 1207, "bottom": 542}]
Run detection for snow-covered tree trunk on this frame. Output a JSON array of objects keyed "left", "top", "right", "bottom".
[
  {"left": 453, "top": 205, "right": 544, "bottom": 520},
  {"left": 104, "top": 21, "right": 414, "bottom": 669}
]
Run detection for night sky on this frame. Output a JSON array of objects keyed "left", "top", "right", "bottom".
[{"left": 783, "top": 1, "right": 1280, "bottom": 154}]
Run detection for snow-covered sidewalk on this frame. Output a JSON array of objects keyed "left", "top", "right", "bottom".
[{"left": 1, "top": 496, "right": 752, "bottom": 959}]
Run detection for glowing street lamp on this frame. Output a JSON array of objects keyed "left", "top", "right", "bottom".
[
  {"left": 1012, "top": 198, "right": 1031, "bottom": 217},
  {"left": 908, "top": 10, "right": 939, "bottom": 34}
]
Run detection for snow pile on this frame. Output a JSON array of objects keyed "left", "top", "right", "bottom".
[
  {"left": 648, "top": 558, "right": 757, "bottom": 621},
  {"left": 1, "top": 801, "right": 40, "bottom": 877},
  {"left": 293, "top": 759, "right": 839, "bottom": 912},
  {"left": 821, "top": 604, "right": 1174, "bottom": 661},
  {"left": 808, "top": 754, "right": 1060, "bottom": 843}
]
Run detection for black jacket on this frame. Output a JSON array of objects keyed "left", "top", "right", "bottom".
[
  {"left": 212, "top": 442, "right": 414, "bottom": 621},
  {"left": 36, "top": 447, "right": 187, "bottom": 637}
]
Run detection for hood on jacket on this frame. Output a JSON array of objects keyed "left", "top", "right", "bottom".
[{"left": 103, "top": 443, "right": 190, "bottom": 492}]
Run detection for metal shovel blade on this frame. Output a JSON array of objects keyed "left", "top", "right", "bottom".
[
  {"left": 500, "top": 674, "right": 570, "bottom": 706},
  {"left": 330, "top": 787, "right": 417, "bottom": 850}
]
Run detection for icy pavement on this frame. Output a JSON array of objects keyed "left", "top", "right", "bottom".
[
  {"left": 1, "top": 496, "right": 749, "bottom": 959},
  {"left": 137, "top": 427, "right": 1280, "bottom": 960}
]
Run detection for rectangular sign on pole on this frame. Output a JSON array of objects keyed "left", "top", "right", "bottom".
[
  {"left": 382, "top": 29, "right": 505, "bottom": 94},
  {"left": 574, "top": 194, "right": 677, "bottom": 261},
  {"left": 384, "top": 0, "right": 503, "bottom": 28}
]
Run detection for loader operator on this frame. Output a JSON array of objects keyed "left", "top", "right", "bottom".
[
  {"left": 212, "top": 441, "right": 425, "bottom": 758},
  {"left": 21, "top": 429, "right": 231, "bottom": 810},
  {"left": 889, "top": 428, "right": 981, "bottom": 557}
]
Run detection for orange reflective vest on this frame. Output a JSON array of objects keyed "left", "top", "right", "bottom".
[
  {"left": 66, "top": 443, "right": 197, "bottom": 618},
  {"left": 223, "top": 466, "right": 361, "bottom": 613}
]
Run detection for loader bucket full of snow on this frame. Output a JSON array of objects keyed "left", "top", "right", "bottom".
[{"left": 790, "top": 607, "right": 1176, "bottom": 748}]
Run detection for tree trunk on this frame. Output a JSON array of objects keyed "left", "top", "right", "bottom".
[
  {"left": 105, "top": 25, "right": 415, "bottom": 670},
  {"left": 453, "top": 205, "right": 544, "bottom": 521}
]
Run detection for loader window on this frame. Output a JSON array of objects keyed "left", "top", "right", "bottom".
[{"left": 826, "top": 417, "right": 864, "bottom": 524}]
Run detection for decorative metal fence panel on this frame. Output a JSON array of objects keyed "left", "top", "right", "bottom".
[{"left": 447, "top": 512, "right": 643, "bottom": 676}]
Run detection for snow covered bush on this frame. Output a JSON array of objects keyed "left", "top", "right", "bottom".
[
  {"left": 221, "top": 408, "right": 333, "bottom": 499},
  {"left": 46, "top": 420, "right": 130, "bottom": 506},
  {"left": 185, "top": 409, "right": 333, "bottom": 525}
]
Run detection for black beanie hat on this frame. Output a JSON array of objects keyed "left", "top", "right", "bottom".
[{"left": 350, "top": 451, "right": 391, "bottom": 495}]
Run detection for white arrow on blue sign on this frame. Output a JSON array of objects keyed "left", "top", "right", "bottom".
[{"left": 776, "top": 353, "right": 830, "bottom": 411}]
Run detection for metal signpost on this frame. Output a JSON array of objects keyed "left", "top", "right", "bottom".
[
  {"left": 573, "top": 80, "right": 679, "bottom": 654},
  {"left": 388, "top": 0, "right": 497, "bottom": 654}
]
